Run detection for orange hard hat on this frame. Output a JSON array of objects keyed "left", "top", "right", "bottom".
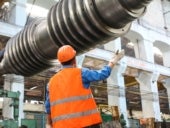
[{"left": 57, "top": 45, "right": 76, "bottom": 63}]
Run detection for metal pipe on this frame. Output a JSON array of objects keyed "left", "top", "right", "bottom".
[{"left": 0, "top": 0, "right": 153, "bottom": 76}]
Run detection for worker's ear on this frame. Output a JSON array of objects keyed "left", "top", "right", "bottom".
[{"left": 72, "top": 58, "right": 77, "bottom": 67}]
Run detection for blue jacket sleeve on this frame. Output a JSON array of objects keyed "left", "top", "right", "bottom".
[
  {"left": 81, "top": 65, "right": 111, "bottom": 88},
  {"left": 45, "top": 85, "right": 51, "bottom": 114}
]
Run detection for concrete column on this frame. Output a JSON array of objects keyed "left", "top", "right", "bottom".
[
  {"left": 162, "top": 51, "right": 170, "bottom": 67},
  {"left": 136, "top": 71, "right": 161, "bottom": 121},
  {"left": 9, "top": 0, "right": 27, "bottom": 26},
  {"left": 107, "top": 60, "right": 128, "bottom": 125},
  {"left": 133, "top": 39, "right": 154, "bottom": 63},
  {"left": 133, "top": 38, "right": 161, "bottom": 121},
  {"left": 163, "top": 78, "right": 170, "bottom": 110},
  {"left": 3, "top": 74, "right": 24, "bottom": 126},
  {"left": 105, "top": 38, "right": 129, "bottom": 125}
]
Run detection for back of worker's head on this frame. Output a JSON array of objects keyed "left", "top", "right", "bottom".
[{"left": 57, "top": 45, "right": 76, "bottom": 65}]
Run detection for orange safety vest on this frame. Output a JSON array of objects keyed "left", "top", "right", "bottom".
[{"left": 49, "top": 68, "right": 102, "bottom": 128}]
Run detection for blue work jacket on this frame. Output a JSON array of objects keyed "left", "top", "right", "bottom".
[{"left": 45, "top": 65, "right": 111, "bottom": 114}]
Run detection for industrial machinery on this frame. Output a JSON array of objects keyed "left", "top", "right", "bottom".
[
  {"left": 0, "top": 90, "right": 20, "bottom": 128},
  {"left": 0, "top": 89, "right": 37, "bottom": 128},
  {"left": 0, "top": 0, "right": 153, "bottom": 76}
]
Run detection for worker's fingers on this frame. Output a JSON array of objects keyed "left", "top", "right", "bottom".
[
  {"left": 116, "top": 50, "right": 119, "bottom": 55},
  {"left": 110, "top": 49, "right": 124, "bottom": 64},
  {"left": 113, "top": 49, "right": 124, "bottom": 60},
  {"left": 116, "top": 49, "right": 125, "bottom": 60}
]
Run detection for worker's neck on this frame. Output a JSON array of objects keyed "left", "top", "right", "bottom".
[{"left": 62, "top": 64, "right": 76, "bottom": 68}]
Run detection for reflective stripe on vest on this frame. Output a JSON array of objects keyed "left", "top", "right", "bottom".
[
  {"left": 52, "top": 109, "right": 98, "bottom": 123},
  {"left": 49, "top": 68, "right": 102, "bottom": 127},
  {"left": 50, "top": 94, "right": 93, "bottom": 106}
]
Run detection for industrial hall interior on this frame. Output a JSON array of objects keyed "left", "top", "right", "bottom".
[{"left": 0, "top": 0, "right": 170, "bottom": 128}]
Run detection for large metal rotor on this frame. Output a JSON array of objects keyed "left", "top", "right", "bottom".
[{"left": 0, "top": 0, "right": 152, "bottom": 76}]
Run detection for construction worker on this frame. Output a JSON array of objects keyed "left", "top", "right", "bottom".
[{"left": 45, "top": 45, "right": 124, "bottom": 128}]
